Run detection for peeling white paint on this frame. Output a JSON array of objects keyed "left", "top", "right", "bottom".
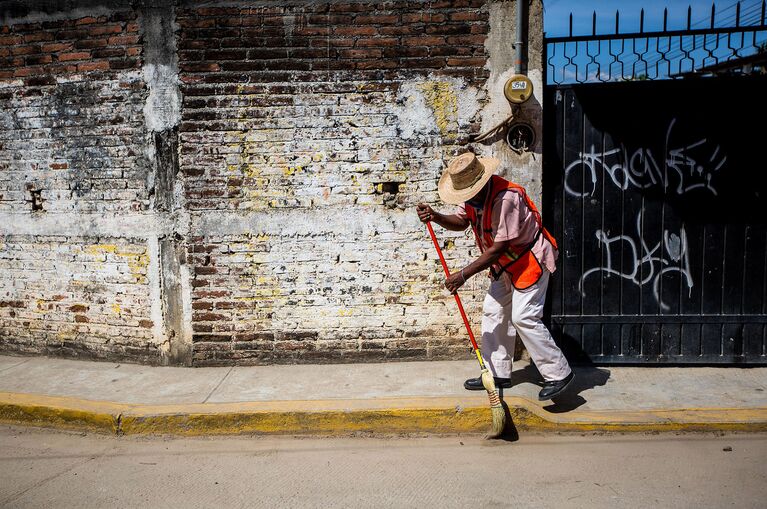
[
  {"left": 143, "top": 63, "right": 181, "bottom": 133},
  {"left": 394, "top": 76, "right": 481, "bottom": 140},
  {"left": 0, "top": 212, "right": 170, "bottom": 237},
  {"left": 141, "top": 7, "right": 181, "bottom": 132}
]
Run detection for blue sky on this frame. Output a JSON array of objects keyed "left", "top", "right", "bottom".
[
  {"left": 542, "top": 0, "right": 766, "bottom": 82},
  {"left": 543, "top": 0, "right": 765, "bottom": 37}
]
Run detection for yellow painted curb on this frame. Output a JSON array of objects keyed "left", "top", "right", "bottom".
[
  {"left": 0, "top": 392, "right": 121, "bottom": 433},
  {"left": 2, "top": 392, "right": 767, "bottom": 436}
]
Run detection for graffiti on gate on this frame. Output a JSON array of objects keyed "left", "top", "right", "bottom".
[
  {"left": 564, "top": 118, "right": 727, "bottom": 198},
  {"left": 578, "top": 208, "right": 693, "bottom": 311}
]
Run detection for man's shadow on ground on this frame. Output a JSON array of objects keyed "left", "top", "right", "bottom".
[{"left": 493, "top": 362, "right": 611, "bottom": 441}]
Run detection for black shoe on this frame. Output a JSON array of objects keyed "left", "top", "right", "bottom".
[
  {"left": 464, "top": 376, "right": 512, "bottom": 391},
  {"left": 538, "top": 371, "right": 575, "bottom": 401}
]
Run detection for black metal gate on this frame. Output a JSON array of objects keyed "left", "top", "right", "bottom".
[{"left": 543, "top": 3, "right": 767, "bottom": 364}]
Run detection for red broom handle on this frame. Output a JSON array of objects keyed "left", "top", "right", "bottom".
[{"left": 426, "top": 222, "right": 480, "bottom": 352}]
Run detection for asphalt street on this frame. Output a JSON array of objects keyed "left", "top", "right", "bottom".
[{"left": 1, "top": 426, "right": 765, "bottom": 508}]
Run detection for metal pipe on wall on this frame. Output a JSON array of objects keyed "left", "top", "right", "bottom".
[{"left": 515, "top": 0, "right": 528, "bottom": 74}]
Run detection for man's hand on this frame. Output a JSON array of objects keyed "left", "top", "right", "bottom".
[
  {"left": 416, "top": 203, "right": 436, "bottom": 223},
  {"left": 417, "top": 204, "right": 469, "bottom": 231},
  {"left": 445, "top": 271, "right": 465, "bottom": 294}
]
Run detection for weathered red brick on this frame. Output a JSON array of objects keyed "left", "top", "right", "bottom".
[
  {"left": 377, "top": 25, "right": 421, "bottom": 36},
  {"left": 179, "top": 18, "right": 216, "bottom": 29},
  {"left": 307, "top": 14, "right": 353, "bottom": 24},
  {"left": 0, "top": 35, "right": 23, "bottom": 45},
  {"left": 446, "top": 35, "right": 486, "bottom": 46},
  {"left": 74, "top": 38, "right": 108, "bottom": 49},
  {"left": 447, "top": 56, "right": 487, "bottom": 67},
  {"left": 13, "top": 66, "right": 42, "bottom": 77},
  {"left": 110, "top": 11, "right": 137, "bottom": 22},
  {"left": 333, "top": 26, "right": 377, "bottom": 36},
  {"left": 180, "top": 62, "right": 220, "bottom": 72},
  {"left": 77, "top": 60, "right": 109, "bottom": 72},
  {"left": 55, "top": 29, "right": 89, "bottom": 40},
  {"left": 44, "top": 64, "right": 78, "bottom": 74},
  {"left": 354, "top": 37, "right": 399, "bottom": 47},
  {"left": 24, "top": 75, "right": 57, "bottom": 86},
  {"left": 384, "top": 46, "right": 429, "bottom": 58},
  {"left": 355, "top": 59, "right": 398, "bottom": 70},
  {"left": 11, "top": 45, "right": 40, "bottom": 56},
  {"left": 107, "top": 35, "right": 140, "bottom": 45},
  {"left": 25, "top": 54, "right": 53, "bottom": 65},
  {"left": 11, "top": 22, "right": 41, "bottom": 32},
  {"left": 339, "top": 48, "right": 383, "bottom": 59},
  {"left": 193, "top": 312, "right": 228, "bottom": 322},
  {"left": 355, "top": 14, "right": 399, "bottom": 24},
  {"left": 57, "top": 51, "right": 90, "bottom": 61},
  {"left": 75, "top": 16, "right": 107, "bottom": 25},
  {"left": 402, "top": 36, "right": 446, "bottom": 46},
  {"left": 399, "top": 57, "right": 446, "bottom": 68},
  {"left": 195, "top": 7, "right": 241, "bottom": 16},
  {"left": 88, "top": 24, "right": 124, "bottom": 36},
  {"left": 426, "top": 24, "right": 474, "bottom": 35},
  {"left": 329, "top": 3, "right": 370, "bottom": 13},
  {"left": 450, "top": 11, "right": 487, "bottom": 21},
  {"left": 402, "top": 12, "right": 447, "bottom": 23},
  {"left": 23, "top": 32, "right": 55, "bottom": 43},
  {"left": 41, "top": 20, "right": 72, "bottom": 30},
  {"left": 42, "top": 42, "right": 72, "bottom": 53},
  {"left": 92, "top": 47, "right": 125, "bottom": 58},
  {"left": 108, "top": 58, "right": 139, "bottom": 70}
]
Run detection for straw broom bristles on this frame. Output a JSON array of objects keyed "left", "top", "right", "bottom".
[{"left": 481, "top": 368, "right": 506, "bottom": 438}]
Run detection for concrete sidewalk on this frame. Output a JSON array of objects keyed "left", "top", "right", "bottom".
[{"left": 1, "top": 354, "right": 766, "bottom": 436}]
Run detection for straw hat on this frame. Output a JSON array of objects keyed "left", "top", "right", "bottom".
[{"left": 437, "top": 152, "right": 500, "bottom": 205}]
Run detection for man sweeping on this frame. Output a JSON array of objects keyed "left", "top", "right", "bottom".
[{"left": 417, "top": 152, "right": 574, "bottom": 401}]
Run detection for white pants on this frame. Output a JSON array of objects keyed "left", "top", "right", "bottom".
[{"left": 481, "top": 270, "right": 571, "bottom": 381}]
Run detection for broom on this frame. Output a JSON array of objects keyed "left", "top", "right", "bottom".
[{"left": 426, "top": 222, "right": 505, "bottom": 438}]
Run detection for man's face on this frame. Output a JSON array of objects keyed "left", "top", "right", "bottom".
[
  {"left": 465, "top": 195, "right": 483, "bottom": 209},
  {"left": 465, "top": 182, "right": 489, "bottom": 209}
]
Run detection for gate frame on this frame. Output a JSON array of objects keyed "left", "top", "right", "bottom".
[{"left": 541, "top": 2, "right": 767, "bottom": 365}]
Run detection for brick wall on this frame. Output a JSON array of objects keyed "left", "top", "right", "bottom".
[
  {"left": 0, "top": 236, "right": 156, "bottom": 362},
  {"left": 177, "top": 1, "right": 490, "bottom": 365},
  {"left": 0, "top": 7, "right": 162, "bottom": 362},
  {"left": 0, "top": 12, "right": 146, "bottom": 213},
  {"left": 0, "top": 0, "right": 543, "bottom": 366}
]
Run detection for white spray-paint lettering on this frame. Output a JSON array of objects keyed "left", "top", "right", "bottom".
[
  {"left": 578, "top": 208, "right": 693, "bottom": 311},
  {"left": 564, "top": 119, "right": 727, "bottom": 197}
]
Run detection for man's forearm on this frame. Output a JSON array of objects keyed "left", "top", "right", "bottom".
[
  {"left": 431, "top": 212, "right": 469, "bottom": 231},
  {"left": 462, "top": 243, "right": 509, "bottom": 279}
]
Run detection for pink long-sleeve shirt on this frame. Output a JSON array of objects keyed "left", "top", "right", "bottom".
[{"left": 456, "top": 189, "right": 558, "bottom": 290}]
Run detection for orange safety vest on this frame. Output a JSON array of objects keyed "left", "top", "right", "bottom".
[{"left": 465, "top": 175, "right": 558, "bottom": 290}]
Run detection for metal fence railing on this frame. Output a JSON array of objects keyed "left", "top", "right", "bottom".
[{"left": 545, "top": 1, "right": 767, "bottom": 84}]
